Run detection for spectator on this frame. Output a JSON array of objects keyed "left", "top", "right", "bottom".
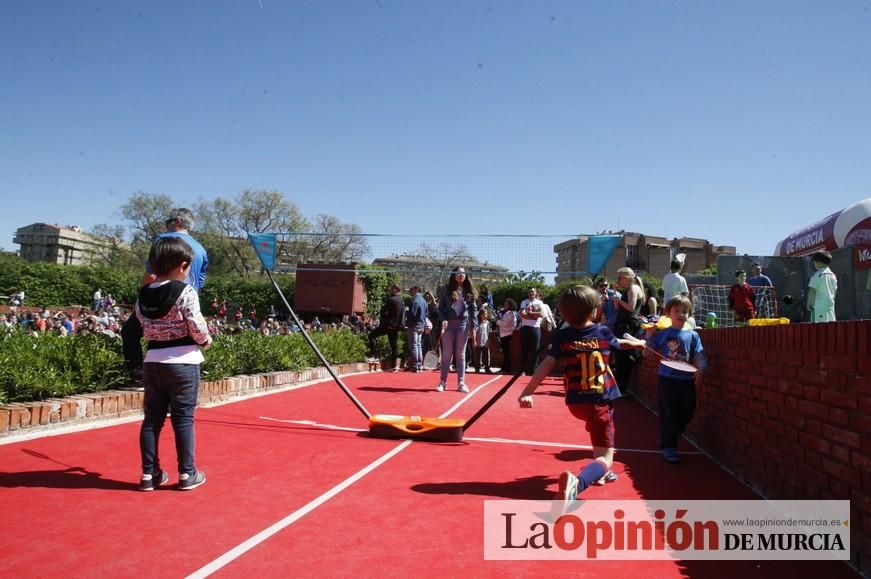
[
  {"left": 121, "top": 208, "right": 209, "bottom": 384},
  {"left": 474, "top": 309, "right": 493, "bottom": 373},
  {"left": 405, "top": 285, "right": 428, "bottom": 372},
  {"left": 496, "top": 298, "right": 519, "bottom": 374},
  {"left": 728, "top": 270, "right": 756, "bottom": 326},
  {"left": 780, "top": 294, "right": 802, "bottom": 323},
  {"left": 135, "top": 236, "right": 211, "bottom": 492},
  {"left": 640, "top": 280, "right": 659, "bottom": 318},
  {"left": 93, "top": 288, "right": 103, "bottom": 312},
  {"left": 807, "top": 251, "right": 837, "bottom": 323},
  {"left": 519, "top": 287, "right": 544, "bottom": 376},
  {"left": 612, "top": 267, "right": 646, "bottom": 395},
  {"left": 435, "top": 267, "right": 478, "bottom": 392},
  {"left": 747, "top": 262, "right": 773, "bottom": 288},
  {"left": 662, "top": 259, "right": 689, "bottom": 304},
  {"left": 747, "top": 262, "right": 774, "bottom": 317},
  {"left": 594, "top": 278, "right": 620, "bottom": 332},
  {"left": 479, "top": 285, "right": 495, "bottom": 309},
  {"left": 368, "top": 284, "right": 405, "bottom": 371}
]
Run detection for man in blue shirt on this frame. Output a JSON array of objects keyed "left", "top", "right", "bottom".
[
  {"left": 747, "top": 263, "right": 774, "bottom": 317},
  {"left": 122, "top": 209, "right": 209, "bottom": 382}
]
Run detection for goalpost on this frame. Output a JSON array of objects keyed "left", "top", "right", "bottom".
[{"left": 690, "top": 285, "right": 779, "bottom": 328}]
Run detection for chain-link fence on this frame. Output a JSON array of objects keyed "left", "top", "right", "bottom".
[{"left": 716, "top": 250, "right": 871, "bottom": 322}]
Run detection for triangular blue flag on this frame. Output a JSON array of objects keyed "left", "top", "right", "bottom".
[
  {"left": 248, "top": 233, "right": 277, "bottom": 271},
  {"left": 587, "top": 235, "right": 622, "bottom": 276}
]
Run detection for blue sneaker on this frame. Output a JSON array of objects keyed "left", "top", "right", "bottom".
[
  {"left": 179, "top": 469, "right": 207, "bottom": 491},
  {"left": 662, "top": 448, "right": 681, "bottom": 464},
  {"left": 557, "top": 471, "right": 579, "bottom": 509},
  {"left": 139, "top": 469, "right": 168, "bottom": 492}
]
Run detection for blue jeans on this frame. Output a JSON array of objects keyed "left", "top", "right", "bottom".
[
  {"left": 140, "top": 362, "right": 201, "bottom": 476},
  {"left": 407, "top": 328, "right": 423, "bottom": 370},
  {"left": 439, "top": 321, "right": 469, "bottom": 384},
  {"left": 519, "top": 326, "right": 541, "bottom": 375}
]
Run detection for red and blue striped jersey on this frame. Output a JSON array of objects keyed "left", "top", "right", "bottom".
[{"left": 547, "top": 324, "right": 622, "bottom": 403}]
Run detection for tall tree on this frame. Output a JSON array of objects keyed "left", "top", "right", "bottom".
[
  {"left": 119, "top": 192, "right": 176, "bottom": 244},
  {"left": 118, "top": 192, "right": 177, "bottom": 265},
  {"left": 196, "top": 190, "right": 308, "bottom": 277},
  {"left": 284, "top": 214, "right": 370, "bottom": 265},
  {"left": 86, "top": 224, "right": 140, "bottom": 270}
]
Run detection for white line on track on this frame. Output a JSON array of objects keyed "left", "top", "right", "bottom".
[
  {"left": 187, "top": 374, "right": 503, "bottom": 577},
  {"left": 185, "top": 440, "right": 412, "bottom": 579}
]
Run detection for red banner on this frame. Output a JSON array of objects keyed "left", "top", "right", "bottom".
[{"left": 853, "top": 244, "right": 871, "bottom": 270}]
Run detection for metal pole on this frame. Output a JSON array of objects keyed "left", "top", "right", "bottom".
[{"left": 265, "top": 269, "right": 371, "bottom": 419}]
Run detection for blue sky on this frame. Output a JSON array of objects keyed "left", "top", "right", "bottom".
[{"left": 2, "top": 1, "right": 870, "bottom": 260}]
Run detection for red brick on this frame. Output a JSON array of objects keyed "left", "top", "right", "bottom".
[
  {"left": 799, "top": 432, "right": 830, "bottom": 454},
  {"left": 805, "top": 418, "right": 822, "bottom": 436},
  {"left": 38, "top": 403, "right": 51, "bottom": 425},
  {"left": 802, "top": 385, "right": 821, "bottom": 401},
  {"left": 822, "top": 353, "right": 857, "bottom": 373},
  {"left": 830, "top": 442, "right": 850, "bottom": 464},
  {"left": 857, "top": 356, "right": 871, "bottom": 376},
  {"left": 0, "top": 406, "right": 9, "bottom": 433},
  {"left": 104, "top": 395, "right": 117, "bottom": 414},
  {"left": 858, "top": 320, "right": 870, "bottom": 353},
  {"left": 828, "top": 407, "right": 849, "bottom": 426},
  {"left": 24, "top": 403, "right": 42, "bottom": 427},
  {"left": 822, "top": 458, "right": 861, "bottom": 487},
  {"left": 849, "top": 413, "right": 871, "bottom": 435},
  {"left": 797, "top": 399, "right": 829, "bottom": 421},
  {"left": 822, "top": 423, "right": 862, "bottom": 448}
]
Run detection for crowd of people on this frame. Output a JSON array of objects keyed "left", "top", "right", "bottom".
[
  {"left": 3, "top": 203, "right": 840, "bottom": 496},
  {"left": 363, "top": 268, "right": 560, "bottom": 392}
]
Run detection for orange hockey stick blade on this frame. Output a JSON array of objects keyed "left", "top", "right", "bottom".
[{"left": 368, "top": 414, "right": 466, "bottom": 442}]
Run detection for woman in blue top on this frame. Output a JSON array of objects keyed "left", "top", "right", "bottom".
[{"left": 435, "top": 266, "right": 478, "bottom": 393}]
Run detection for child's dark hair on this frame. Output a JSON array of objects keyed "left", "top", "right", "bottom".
[
  {"left": 734, "top": 269, "right": 746, "bottom": 278},
  {"left": 148, "top": 237, "right": 193, "bottom": 276},
  {"left": 670, "top": 259, "right": 682, "bottom": 272},
  {"left": 664, "top": 295, "right": 693, "bottom": 315},
  {"left": 503, "top": 297, "right": 517, "bottom": 311},
  {"left": 558, "top": 285, "right": 599, "bottom": 326},
  {"left": 811, "top": 250, "right": 832, "bottom": 265},
  {"left": 782, "top": 294, "right": 794, "bottom": 305}
]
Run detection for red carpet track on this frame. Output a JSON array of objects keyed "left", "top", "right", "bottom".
[{"left": 0, "top": 370, "right": 859, "bottom": 578}]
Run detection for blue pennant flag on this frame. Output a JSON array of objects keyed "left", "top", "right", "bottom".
[
  {"left": 587, "top": 235, "right": 622, "bottom": 276},
  {"left": 248, "top": 233, "right": 277, "bottom": 271}
]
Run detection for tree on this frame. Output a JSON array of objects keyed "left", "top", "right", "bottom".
[
  {"left": 196, "top": 190, "right": 308, "bottom": 277},
  {"left": 119, "top": 192, "right": 176, "bottom": 244},
  {"left": 118, "top": 192, "right": 177, "bottom": 265},
  {"left": 397, "top": 242, "right": 477, "bottom": 291},
  {"left": 287, "top": 214, "right": 370, "bottom": 264},
  {"left": 86, "top": 224, "right": 140, "bottom": 270}
]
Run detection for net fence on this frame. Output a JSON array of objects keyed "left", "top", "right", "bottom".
[
  {"left": 276, "top": 232, "right": 583, "bottom": 288},
  {"left": 690, "top": 285, "right": 779, "bottom": 328}
]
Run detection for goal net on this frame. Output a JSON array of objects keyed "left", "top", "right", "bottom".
[{"left": 690, "top": 285, "right": 779, "bottom": 328}]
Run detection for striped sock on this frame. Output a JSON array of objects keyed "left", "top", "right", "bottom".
[{"left": 577, "top": 460, "right": 608, "bottom": 492}]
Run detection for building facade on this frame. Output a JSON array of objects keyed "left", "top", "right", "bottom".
[
  {"left": 14, "top": 223, "right": 113, "bottom": 266},
  {"left": 554, "top": 232, "right": 736, "bottom": 283}
]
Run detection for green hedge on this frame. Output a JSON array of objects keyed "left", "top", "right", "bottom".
[{"left": 0, "top": 328, "right": 369, "bottom": 404}]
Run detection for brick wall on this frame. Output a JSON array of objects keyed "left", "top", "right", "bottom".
[
  {"left": 0, "top": 362, "right": 369, "bottom": 437},
  {"left": 634, "top": 321, "right": 871, "bottom": 575}
]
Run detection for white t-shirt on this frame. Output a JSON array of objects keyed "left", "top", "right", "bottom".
[
  {"left": 496, "top": 310, "right": 519, "bottom": 337},
  {"left": 520, "top": 298, "right": 544, "bottom": 328},
  {"left": 809, "top": 267, "right": 837, "bottom": 322},
  {"left": 662, "top": 272, "right": 688, "bottom": 303}
]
